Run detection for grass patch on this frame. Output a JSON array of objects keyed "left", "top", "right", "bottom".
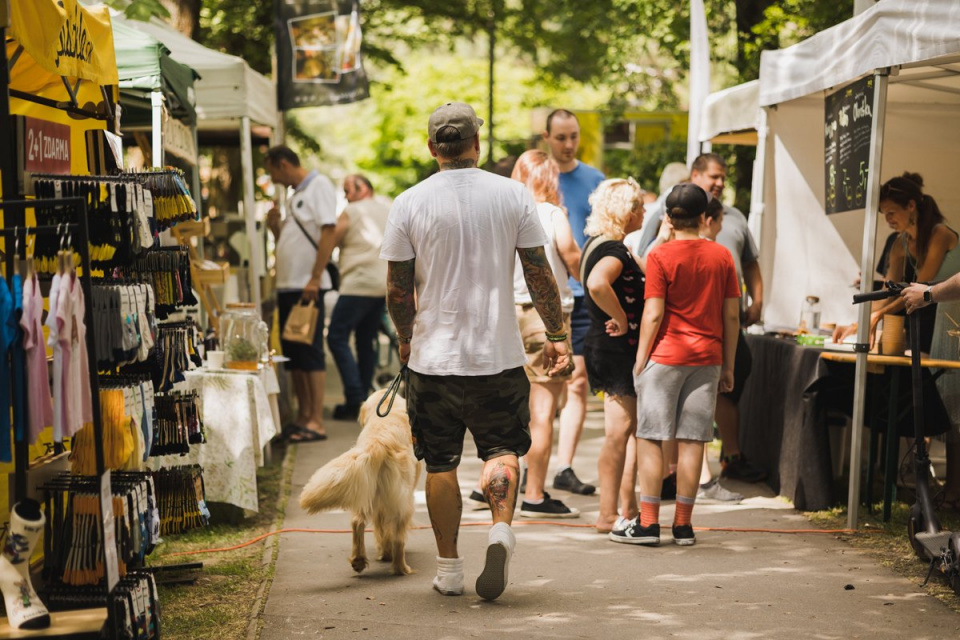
[
  {"left": 151, "top": 441, "right": 294, "bottom": 640},
  {"left": 806, "top": 497, "right": 960, "bottom": 613}
]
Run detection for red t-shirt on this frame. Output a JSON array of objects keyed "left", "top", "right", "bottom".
[{"left": 644, "top": 239, "right": 740, "bottom": 366}]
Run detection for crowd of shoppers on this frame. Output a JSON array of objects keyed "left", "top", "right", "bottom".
[{"left": 266, "top": 100, "right": 958, "bottom": 601}]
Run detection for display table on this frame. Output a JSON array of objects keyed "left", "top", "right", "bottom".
[
  {"left": 149, "top": 366, "right": 280, "bottom": 513},
  {"left": 739, "top": 335, "right": 956, "bottom": 513}
]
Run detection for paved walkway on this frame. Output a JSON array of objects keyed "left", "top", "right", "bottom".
[{"left": 260, "top": 408, "right": 960, "bottom": 639}]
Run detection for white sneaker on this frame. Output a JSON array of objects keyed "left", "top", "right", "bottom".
[
  {"left": 611, "top": 515, "right": 635, "bottom": 534},
  {"left": 432, "top": 556, "right": 464, "bottom": 596},
  {"left": 697, "top": 478, "right": 743, "bottom": 503},
  {"left": 476, "top": 522, "right": 515, "bottom": 600}
]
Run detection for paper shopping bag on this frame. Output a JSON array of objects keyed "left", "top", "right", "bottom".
[{"left": 281, "top": 299, "right": 319, "bottom": 345}]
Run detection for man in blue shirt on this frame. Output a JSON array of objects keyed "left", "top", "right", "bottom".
[{"left": 543, "top": 109, "right": 605, "bottom": 495}]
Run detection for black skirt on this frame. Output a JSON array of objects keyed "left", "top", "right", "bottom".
[{"left": 584, "top": 345, "right": 636, "bottom": 398}]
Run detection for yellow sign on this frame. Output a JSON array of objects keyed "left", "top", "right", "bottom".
[{"left": 8, "top": 0, "right": 118, "bottom": 85}]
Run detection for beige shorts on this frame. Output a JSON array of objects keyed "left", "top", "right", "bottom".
[{"left": 516, "top": 305, "right": 572, "bottom": 384}]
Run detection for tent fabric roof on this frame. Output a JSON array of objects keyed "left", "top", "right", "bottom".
[
  {"left": 113, "top": 18, "right": 199, "bottom": 126},
  {"left": 699, "top": 80, "right": 760, "bottom": 143},
  {"left": 759, "top": 0, "right": 960, "bottom": 107},
  {"left": 115, "top": 16, "right": 277, "bottom": 129}
]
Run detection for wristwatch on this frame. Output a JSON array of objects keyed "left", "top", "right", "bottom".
[{"left": 923, "top": 286, "right": 935, "bottom": 303}]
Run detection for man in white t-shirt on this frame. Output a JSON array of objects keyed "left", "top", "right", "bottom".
[
  {"left": 265, "top": 145, "right": 337, "bottom": 442},
  {"left": 327, "top": 173, "right": 391, "bottom": 422},
  {"left": 381, "top": 102, "right": 571, "bottom": 601}
]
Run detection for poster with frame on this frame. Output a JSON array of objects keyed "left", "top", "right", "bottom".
[{"left": 275, "top": 0, "right": 369, "bottom": 110}]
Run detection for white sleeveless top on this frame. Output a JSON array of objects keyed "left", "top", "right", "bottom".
[{"left": 513, "top": 202, "right": 575, "bottom": 313}]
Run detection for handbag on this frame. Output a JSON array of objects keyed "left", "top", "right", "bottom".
[
  {"left": 291, "top": 214, "right": 340, "bottom": 291},
  {"left": 281, "top": 299, "right": 319, "bottom": 345}
]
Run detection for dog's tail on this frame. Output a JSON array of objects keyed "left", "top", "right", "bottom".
[{"left": 298, "top": 440, "right": 391, "bottom": 515}]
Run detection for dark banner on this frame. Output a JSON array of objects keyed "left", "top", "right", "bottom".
[
  {"left": 824, "top": 75, "right": 874, "bottom": 214},
  {"left": 275, "top": 0, "right": 369, "bottom": 111}
]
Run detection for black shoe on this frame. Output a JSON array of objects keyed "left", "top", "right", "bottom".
[
  {"left": 333, "top": 403, "right": 361, "bottom": 421},
  {"left": 553, "top": 468, "right": 596, "bottom": 495},
  {"left": 660, "top": 472, "right": 677, "bottom": 500},
  {"left": 520, "top": 468, "right": 528, "bottom": 494},
  {"left": 520, "top": 492, "right": 580, "bottom": 519},
  {"left": 720, "top": 454, "right": 768, "bottom": 483},
  {"left": 468, "top": 490, "right": 490, "bottom": 510},
  {"left": 608, "top": 521, "right": 660, "bottom": 546},
  {"left": 671, "top": 524, "right": 696, "bottom": 546}
]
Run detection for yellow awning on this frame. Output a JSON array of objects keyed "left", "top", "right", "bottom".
[{"left": 8, "top": 0, "right": 118, "bottom": 85}]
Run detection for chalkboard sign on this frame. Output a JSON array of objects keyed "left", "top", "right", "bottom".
[{"left": 824, "top": 75, "right": 875, "bottom": 214}]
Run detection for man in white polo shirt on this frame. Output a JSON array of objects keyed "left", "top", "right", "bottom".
[
  {"left": 265, "top": 145, "right": 337, "bottom": 442},
  {"left": 381, "top": 102, "right": 571, "bottom": 601}
]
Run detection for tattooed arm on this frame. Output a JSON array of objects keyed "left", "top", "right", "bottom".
[
  {"left": 387, "top": 259, "right": 416, "bottom": 364},
  {"left": 517, "top": 246, "right": 571, "bottom": 376}
]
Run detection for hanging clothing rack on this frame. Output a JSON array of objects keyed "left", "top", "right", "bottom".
[{"left": 0, "top": 198, "right": 106, "bottom": 500}]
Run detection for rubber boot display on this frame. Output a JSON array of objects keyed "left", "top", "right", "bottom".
[{"left": 0, "top": 501, "right": 51, "bottom": 629}]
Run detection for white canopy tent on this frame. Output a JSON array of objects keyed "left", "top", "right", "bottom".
[
  {"left": 754, "top": 0, "right": 960, "bottom": 527},
  {"left": 120, "top": 16, "right": 279, "bottom": 310}
]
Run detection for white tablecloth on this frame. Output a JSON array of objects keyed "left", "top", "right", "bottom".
[{"left": 148, "top": 366, "right": 280, "bottom": 513}]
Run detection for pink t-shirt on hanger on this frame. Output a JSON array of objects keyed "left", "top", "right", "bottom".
[{"left": 20, "top": 274, "right": 53, "bottom": 443}]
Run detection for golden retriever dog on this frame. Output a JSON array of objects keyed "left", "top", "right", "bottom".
[{"left": 299, "top": 392, "right": 420, "bottom": 576}]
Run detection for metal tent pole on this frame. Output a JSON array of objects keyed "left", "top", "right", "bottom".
[
  {"left": 240, "top": 116, "right": 262, "bottom": 309},
  {"left": 151, "top": 90, "right": 164, "bottom": 168},
  {"left": 847, "top": 70, "right": 889, "bottom": 530}
]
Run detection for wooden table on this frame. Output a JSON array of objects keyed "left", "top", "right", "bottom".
[{"left": 820, "top": 351, "right": 960, "bottom": 520}]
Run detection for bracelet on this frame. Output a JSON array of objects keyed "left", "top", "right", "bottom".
[
  {"left": 545, "top": 332, "right": 568, "bottom": 343},
  {"left": 396, "top": 334, "right": 412, "bottom": 345}
]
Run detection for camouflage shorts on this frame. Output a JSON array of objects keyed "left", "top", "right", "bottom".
[{"left": 406, "top": 367, "right": 531, "bottom": 473}]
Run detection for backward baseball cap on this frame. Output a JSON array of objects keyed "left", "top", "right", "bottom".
[{"left": 428, "top": 102, "right": 484, "bottom": 143}]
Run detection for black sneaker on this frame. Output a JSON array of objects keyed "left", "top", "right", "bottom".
[
  {"left": 520, "top": 492, "right": 580, "bottom": 519},
  {"left": 671, "top": 524, "right": 696, "bottom": 546},
  {"left": 720, "top": 454, "right": 768, "bottom": 483},
  {"left": 332, "top": 403, "right": 361, "bottom": 421},
  {"left": 660, "top": 472, "right": 677, "bottom": 500},
  {"left": 553, "top": 468, "right": 596, "bottom": 495},
  {"left": 609, "top": 520, "right": 660, "bottom": 546},
  {"left": 468, "top": 490, "right": 490, "bottom": 510}
]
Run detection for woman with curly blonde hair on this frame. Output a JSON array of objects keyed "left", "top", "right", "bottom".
[{"left": 580, "top": 178, "right": 646, "bottom": 533}]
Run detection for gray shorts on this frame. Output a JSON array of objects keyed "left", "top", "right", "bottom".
[{"left": 634, "top": 361, "right": 720, "bottom": 442}]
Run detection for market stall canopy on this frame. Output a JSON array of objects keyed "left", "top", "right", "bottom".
[
  {"left": 699, "top": 80, "right": 760, "bottom": 145},
  {"left": 117, "top": 16, "right": 277, "bottom": 130},
  {"left": 113, "top": 18, "right": 199, "bottom": 127},
  {"left": 759, "top": 0, "right": 960, "bottom": 108},
  {"left": 753, "top": 0, "right": 960, "bottom": 330},
  {"left": 6, "top": 0, "right": 118, "bottom": 116}
]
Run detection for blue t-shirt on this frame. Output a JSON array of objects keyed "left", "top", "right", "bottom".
[{"left": 558, "top": 161, "right": 605, "bottom": 296}]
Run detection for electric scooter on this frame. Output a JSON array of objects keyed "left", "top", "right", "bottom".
[{"left": 854, "top": 282, "right": 960, "bottom": 594}]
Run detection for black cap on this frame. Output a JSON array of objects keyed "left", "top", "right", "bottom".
[{"left": 665, "top": 183, "right": 709, "bottom": 218}]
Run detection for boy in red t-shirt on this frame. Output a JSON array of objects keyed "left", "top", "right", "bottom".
[{"left": 609, "top": 184, "right": 740, "bottom": 547}]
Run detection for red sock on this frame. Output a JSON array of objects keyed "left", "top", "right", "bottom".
[
  {"left": 674, "top": 495, "right": 695, "bottom": 526},
  {"left": 640, "top": 496, "right": 661, "bottom": 528}
]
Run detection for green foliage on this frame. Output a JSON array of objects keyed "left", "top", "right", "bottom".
[
  {"left": 104, "top": 0, "right": 170, "bottom": 20},
  {"left": 604, "top": 139, "right": 688, "bottom": 193},
  {"left": 197, "top": 0, "right": 273, "bottom": 74}
]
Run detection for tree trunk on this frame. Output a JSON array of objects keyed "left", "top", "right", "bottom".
[{"left": 161, "top": 0, "right": 202, "bottom": 39}]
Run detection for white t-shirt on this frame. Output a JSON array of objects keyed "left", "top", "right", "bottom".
[
  {"left": 513, "top": 202, "right": 575, "bottom": 313},
  {"left": 380, "top": 168, "right": 547, "bottom": 376},
  {"left": 275, "top": 171, "right": 338, "bottom": 291}
]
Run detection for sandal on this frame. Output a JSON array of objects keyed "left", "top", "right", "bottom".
[{"left": 285, "top": 424, "right": 327, "bottom": 442}]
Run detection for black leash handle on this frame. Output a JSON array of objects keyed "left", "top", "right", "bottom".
[{"left": 377, "top": 365, "right": 408, "bottom": 417}]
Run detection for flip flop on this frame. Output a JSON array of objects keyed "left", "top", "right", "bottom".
[{"left": 285, "top": 425, "right": 327, "bottom": 442}]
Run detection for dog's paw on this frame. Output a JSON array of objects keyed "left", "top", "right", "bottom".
[
  {"left": 391, "top": 562, "right": 414, "bottom": 576},
  {"left": 350, "top": 556, "right": 369, "bottom": 573},
  {"left": 377, "top": 551, "right": 393, "bottom": 562}
]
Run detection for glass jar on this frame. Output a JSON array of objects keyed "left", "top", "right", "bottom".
[
  {"left": 799, "top": 296, "right": 822, "bottom": 334},
  {"left": 220, "top": 303, "right": 268, "bottom": 371}
]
